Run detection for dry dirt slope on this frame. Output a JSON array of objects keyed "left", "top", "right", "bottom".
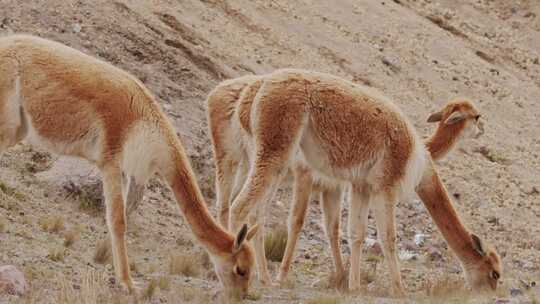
[{"left": 0, "top": 0, "right": 539, "bottom": 303}]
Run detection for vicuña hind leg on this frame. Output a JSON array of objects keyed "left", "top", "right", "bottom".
[
  {"left": 348, "top": 183, "right": 371, "bottom": 291},
  {"left": 277, "top": 165, "right": 313, "bottom": 283},
  {"left": 101, "top": 165, "right": 137, "bottom": 292},
  {"left": 321, "top": 185, "right": 346, "bottom": 289},
  {"left": 372, "top": 194, "right": 405, "bottom": 297}
]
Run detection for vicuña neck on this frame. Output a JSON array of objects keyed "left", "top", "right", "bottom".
[
  {"left": 416, "top": 160, "right": 481, "bottom": 264},
  {"left": 165, "top": 139, "right": 233, "bottom": 256},
  {"left": 425, "top": 123, "right": 464, "bottom": 160}
]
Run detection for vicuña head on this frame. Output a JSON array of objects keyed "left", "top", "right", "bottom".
[
  {"left": 426, "top": 99, "right": 484, "bottom": 160},
  {"left": 205, "top": 224, "right": 258, "bottom": 299},
  {"left": 463, "top": 234, "right": 502, "bottom": 291}
]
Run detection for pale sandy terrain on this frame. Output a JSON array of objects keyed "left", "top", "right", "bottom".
[{"left": 0, "top": 0, "right": 539, "bottom": 303}]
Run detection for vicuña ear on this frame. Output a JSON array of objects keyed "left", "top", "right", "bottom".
[
  {"left": 246, "top": 224, "right": 259, "bottom": 241},
  {"left": 444, "top": 111, "right": 466, "bottom": 125},
  {"left": 234, "top": 224, "right": 248, "bottom": 250},
  {"left": 427, "top": 111, "right": 443, "bottom": 123},
  {"left": 471, "top": 234, "right": 486, "bottom": 256}
]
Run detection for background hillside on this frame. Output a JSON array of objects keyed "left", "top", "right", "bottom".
[{"left": 0, "top": 0, "right": 539, "bottom": 303}]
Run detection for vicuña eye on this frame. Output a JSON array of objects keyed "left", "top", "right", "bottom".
[
  {"left": 491, "top": 270, "right": 500, "bottom": 280},
  {"left": 474, "top": 114, "right": 481, "bottom": 120}
]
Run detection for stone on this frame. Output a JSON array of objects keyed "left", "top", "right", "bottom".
[
  {"left": 427, "top": 246, "right": 443, "bottom": 261},
  {"left": 510, "top": 288, "right": 523, "bottom": 297},
  {"left": 0, "top": 265, "right": 28, "bottom": 295}
]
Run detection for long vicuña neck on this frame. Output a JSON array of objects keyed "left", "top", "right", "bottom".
[
  {"left": 425, "top": 123, "right": 464, "bottom": 160},
  {"left": 165, "top": 139, "right": 234, "bottom": 256},
  {"left": 416, "top": 160, "right": 481, "bottom": 264}
]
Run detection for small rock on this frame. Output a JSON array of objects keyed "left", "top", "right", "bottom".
[
  {"left": 0, "top": 265, "right": 28, "bottom": 295},
  {"left": 304, "top": 253, "right": 311, "bottom": 260},
  {"left": 414, "top": 233, "right": 426, "bottom": 246},
  {"left": 403, "top": 240, "right": 417, "bottom": 251},
  {"left": 494, "top": 299, "right": 510, "bottom": 304},
  {"left": 427, "top": 246, "right": 443, "bottom": 261},
  {"left": 366, "top": 239, "right": 383, "bottom": 256},
  {"left": 510, "top": 288, "right": 523, "bottom": 297},
  {"left": 399, "top": 250, "right": 418, "bottom": 261},
  {"left": 72, "top": 23, "right": 82, "bottom": 33},
  {"left": 108, "top": 277, "right": 116, "bottom": 285}
]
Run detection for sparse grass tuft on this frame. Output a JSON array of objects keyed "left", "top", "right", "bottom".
[
  {"left": 130, "top": 261, "right": 138, "bottom": 273},
  {"left": 265, "top": 225, "right": 288, "bottom": 262},
  {"left": 39, "top": 215, "right": 65, "bottom": 233},
  {"left": 48, "top": 246, "right": 66, "bottom": 262},
  {"left": 198, "top": 250, "right": 212, "bottom": 270},
  {"left": 246, "top": 291, "right": 262, "bottom": 301},
  {"left": 142, "top": 279, "right": 158, "bottom": 301},
  {"left": 361, "top": 257, "right": 380, "bottom": 284},
  {"left": 0, "top": 218, "right": 6, "bottom": 233},
  {"left": 56, "top": 269, "right": 128, "bottom": 304},
  {"left": 158, "top": 276, "right": 171, "bottom": 291},
  {"left": 63, "top": 229, "right": 80, "bottom": 247},
  {"left": 0, "top": 182, "right": 26, "bottom": 201},
  {"left": 424, "top": 273, "right": 467, "bottom": 301},
  {"left": 93, "top": 239, "right": 112, "bottom": 264},
  {"left": 305, "top": 296, "right": 343, "bottom": 304},
  {"left": 169, "top": 253, "right": 200, "bottom": 277}
]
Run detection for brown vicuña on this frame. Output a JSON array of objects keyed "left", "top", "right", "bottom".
[
  {"left": 207, "top": 69, "right": 500, "bottom": 295},
  {"left": 0, "top": 35, "right": 257, "bottom": 300},
  {"left": 208, "top": 73, "right": 485, "bottom": 288}
]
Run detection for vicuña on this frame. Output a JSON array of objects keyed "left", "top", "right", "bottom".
[
  {"left": 207, "top": 69, "right": 500, "bottom": 295},
  {"left": 0, "top": 35, "right": 257, "bottom": 300}
]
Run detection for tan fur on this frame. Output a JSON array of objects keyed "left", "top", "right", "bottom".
[
  {"left": 207, "top": 69, "right": 500, "bottom": 294},
  {"left": 0, "top": 35, "right": 256, "bottom": 300}
]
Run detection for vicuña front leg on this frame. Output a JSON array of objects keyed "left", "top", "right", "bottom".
[
  {"left": 348, "top": 184, "right": 371, "bottom": 291},
  {"left": 277, "top": 165, "right": 313, "bottom": 283},
  {"left": 321, "top": 185, "right": 346, "bottom": 289},
  {"left": 372, "top": 195, "right": 405, "bottom": 297},
  {"left": 102, "top": 165, "right": 136, "bottom": 292},
  {"left": 249, "top": 204, "right": 272, "bottom": 285},
  {"left": 229, "top": 158, "right": 287, "bottom": 285},
  {"left": 124, "top": 175, "right": 145, "bottom": 218},
  {"left": 215, "top": 156, "right": 238, "bottom": 228}
]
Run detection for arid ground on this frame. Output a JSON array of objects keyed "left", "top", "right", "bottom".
[{"left": 1, "top": 0, "right": 539, "bottom": 303}]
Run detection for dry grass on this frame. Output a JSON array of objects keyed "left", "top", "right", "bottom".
[
  {"left": 0, "top": 182, "right": 26, "bottom": 201},
  {"left": 423, "top": 273, "right": 469, "bottom": 303},
  {"left": 56, "top": 269, "right": 129, "bottom": 304},
  {"left": 93, "top": 239, "right": 112, "bottom": 264},
  {"left": 158, "top": 276, "right": 172, "bottom": 291},
  {"left": 169, "top": 253, "right": 200, "bottom": 277},
  {"left": 63, "top": 229, "right": 80, "bottom": 247},
  {"left": 0, "top": 217, "right": 6, "bottom": 233},
  {"left": 304, "top": 296, "right": 343, "bottom": 304},
  {"left": 265, "top": 225, "right": 288, "bottom": 262},
  {"left": 360, "top": 259, "right": 379, "bottom": 284},
  {"left": 198, "top": 250, "right": 212, "bottom": 270},
  {"left": 246, "top": 291, "right": 262, "bottom": 301},
  {"left": 39, "top": 215, "right": 65, "bottom": 233},
  {"left": 48, "top": 246, "right": 66, "bottom": 262},
  {"left": 143, "top": 279, "right": 158, "bottom": 301}
]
